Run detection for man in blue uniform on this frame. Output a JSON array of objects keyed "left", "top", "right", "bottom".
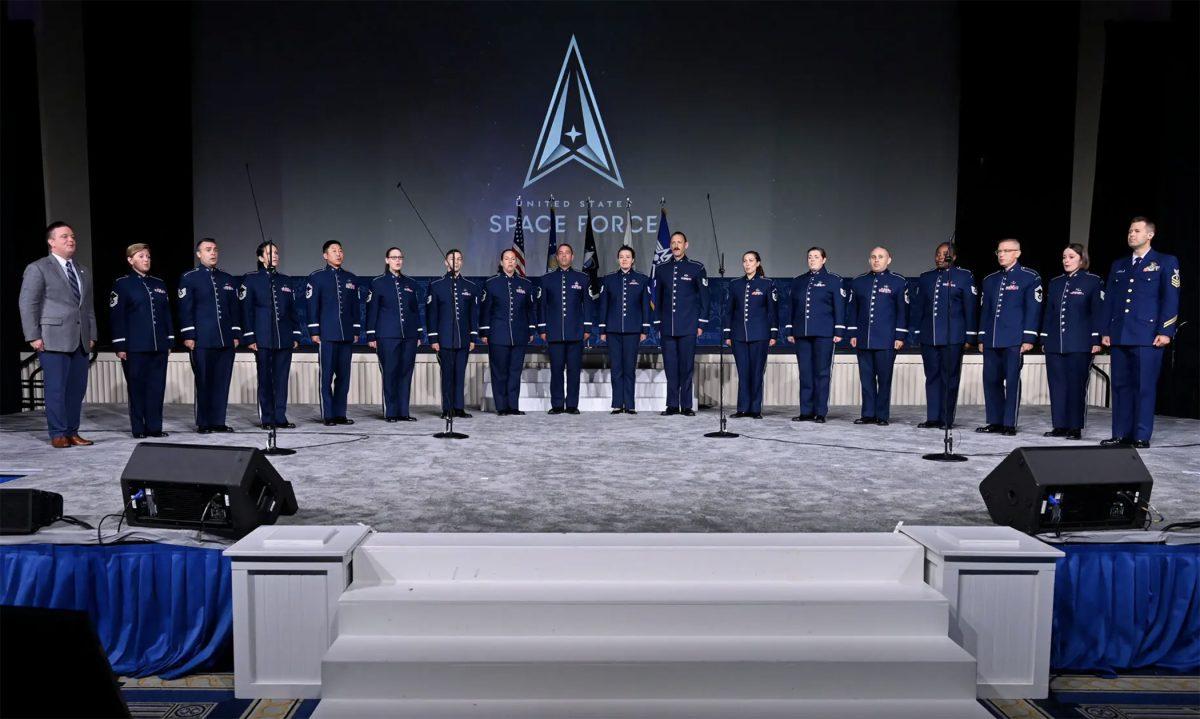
[
  {"left": 723, "top": 252, "right": 778, "bottom": 418},
  {"left": 976, "top": 239, "right": 1042, "bottom": 436},
  {"left": 1040, "top": 243, "right": 1103, "bottom": 440},
  {"left": 306, "top": 240, "right": 361, "bottom": 426},
  {"left": 1100, "top": 217, "right": 1181, "bottom": 448},
  {"left": 847, "top": 247, "right": 908, "bottom": 425},
  {"left": 598, "top": 245, "right": 651, "bottom": 414},
  {"left": 110, "top": 243, "right": 174, "bottom": 438},
  {"left": 481, "top": 249, "right": 538, "bottom": 416},
  {"left": 427, "top": 248, "right": 479, "bottom": 420},
  {"left": 241, "top": 242, "right": 302, "bottom": 430},
  {"left": 653, "top": 231, "right": 710, "bottom": 416},
  {"left": 366, "top": 247, "right": 425, "bottom": 422},
  {"left": 540, "top": 243, "right": 592, "bottom": 414},
  {"left": 784, "top": 247, "right": 845, "bottom": 423},
  {"left": 178, "top": 238, "right": 240, "bottom": 433},
  {"left": 909, "top": 242, "right": 978, "bottom": 430}
]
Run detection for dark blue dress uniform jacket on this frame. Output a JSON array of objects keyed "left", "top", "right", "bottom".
[
  {"left": 909, "top": 266, "right": 978, "bottom": 346},
  {"left": 239, "top": 269, "right": 302, "bottom": 348},
  {"left": 177, "top": 265, "right": 240, "bottom": 348},
  {"left": 978, "top": 263, "right": 1042, "bottom": 348},
  {"left": 480, "top": 273, "right": 539, "bottom": 345},
  {"left": 1103, "top": 250, "right": 1181, "bottom": 345},
  {"left": 653, "top": 257, "right": 711, "bottom": 337},
  {"left": 846, "top": 270, "right": 909, "bottom": 349},
  {"left": 784, "top": 269, "right": 845, "bottom": 339},
  {"left": 110, "top": 272, "right": 174, "bottom": 352},
  {"left": 305, "top": 265, "right": 362, "bottom": 342},
  {"left": 540, "top": 267, "right": 592, "bottom": 342},
  {"left": 597, "top": 270, "right": 652, "bottom": 334},
  {"left": 426, "top": 273, "right": 480, "bottom": 348},
  {"left": 1041, "top": 271, "right": 1104, "bottom": 353},
  {"left": 722, "top": 275, "right": 779, "bottom": 342},
  {"left": 366, "top": 272, "right": 425, "bottom": 341}
]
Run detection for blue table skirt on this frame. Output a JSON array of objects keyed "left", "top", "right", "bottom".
[
  {"left": 0, "top": 543, "right": 231, "bottom": 679},
  {"left": 1052, "top": 543, "right": 1199, "bottom": 673}
]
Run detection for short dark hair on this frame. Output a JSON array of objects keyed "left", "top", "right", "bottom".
[
  {"left": 1131, "top": 216, "right": 1156, "bottom": 234},
  {"left": 195, "top": 237, "right": 218, "bottom": 252},
  {"left": 557, "top": 243, "right": 574, "bottom": 254},
  {"left": 322, "top": 240, "right": 342, "bottom": 253},
  {"left": 806, "top": 246, "right": 827, "bottom": 259},
  {"left": 255, "top": 241, "right": 276, "bottom": 259},
  {"left": 1065, "top": 243, "right": 1090, "bottom": 270},
  {"left": 45, "top": 221, "right": 71, "bottom": 240},
  {"left": 670, "top": 231, "right": 687, "bottom": 244},
  {"left": 445, "top": 247, "right": 462, "bottom": 258},
  {"left": 617, "top": 245, "right": 636, "bottom": 259}
]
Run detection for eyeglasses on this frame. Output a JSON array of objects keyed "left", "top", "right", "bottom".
[
  {"left": 387, "top": 255, "right": 403, "bottom": 260},
  {"left": 995, "top": 249, "right": 1019, "bottom": 255}
]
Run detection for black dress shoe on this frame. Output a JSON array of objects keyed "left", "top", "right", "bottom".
[
  {"left": 197, "top": 427, "right": 213, "bottom": 434},
  {"left": 813, "top": 415, "right": 826, "bottom": 424},
  {"left": 277, "top": 422, "right": 296, "bottom": 429},
  {"left": 1064, "top": 429, "right": 1082, "bottom": 440},
  {"left": 661, "top": 407, "right": 679, "bottom": 416},
  {"left": 454, "top": 410, "right": 472, "bottom": 419},
  {"left": 1100, "top": 437, "right": 1128, "bottom": 447},
  {"left": 792, "top": 414, "right": 813, "bottom": 422},
  {"left": 335, "top": 417, "right": 355, "bottom": 425},
  {"left": 548, "top": 407, "right": 565, "bottom": 415},
  {"left": 148, "top": 431, "right": 169, "bottom": 438},
  {"left": 751, "top": 413, "right": 764, "bottom": 419},
  {"left": 386, "top": 417, "right": 400, "bottom": 423},
  {"left": 132, "top": 433, "right": 147, "bottom": 439},
  {"left": 975, "top": 424, "right": 1001, "bottom": 433},
  {"left": 1130, "top": 439, "right": 1150, "bottom": 449},
  {"left": 1001, "top": 426, "right": 1017, "bottom": 436},
  {"left": 260, "top": 423, "right": 275, "bottom": 430},
  {"left": 508, "top": 410, "right": 524, "bottom": 416},
  {"left": 1043, "top": 428, "right": 1064, "bottom": 437},
  {"left": 566, "top": 408, "right": 580, "bottom": 415},
  {"left": 918, "top": 420, "right": 942, "bottom": 429},
  {"left": 853, "top": 417, "right": 876, "bottom": 425},
  {"left": 213, "top": 425, "right": 234, "bottom": 432},
  {"left": 324, "top": 419, "right": 339, "bottom": 426},
  {"left": 496, "top": 410, "right": 509, "bottom": 416},
  {"left": 731, "top": 412, "right": 747, "bottom": 418},
  {"left": 876, "top": 419, "right": 890, "bottom": 427},
  {"left": 439, "top": 413, "right": 451, "bottom": 421},
  {"left": 611, "top": 409, "right": 624, "bottom": 415},
  {"left": 680, "top": 408, "right": 696, "bottom": 417},
  {"left": 400, "top": 416, "right": 418, "bottom": 421},
  {"left": 625, "top": 409, "right": 637, "bottom": 415}
]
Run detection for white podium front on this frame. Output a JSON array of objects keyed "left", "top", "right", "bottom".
[
  {"left": 900, "top": 525, "right": 1065, "bottom": 699},
  {"left": 225, "top": 524, "right": 372, "bottom": 699}
]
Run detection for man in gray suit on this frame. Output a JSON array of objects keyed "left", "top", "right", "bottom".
[{"left": 19, "top": 221, "right": 98, "bottom": 447}]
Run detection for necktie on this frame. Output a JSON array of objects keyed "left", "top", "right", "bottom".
[
  {"left": 65, "top": 260, "right": 81, "bottom": 305},
  {"left": 1132, "top": 256, "right": 1142, "bottom": 269}
]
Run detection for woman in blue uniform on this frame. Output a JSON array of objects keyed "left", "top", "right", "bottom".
[
  {"left": 722, "top": 251, "right": 778, "bottom": 418},
  {"left": 784, "top": 246, "right": 845, "bottom": 423},
  {"left": 1040, "top": 243, "right": 1103, "bottom": 439},
  {"left": 110, "top": 243, "right": 174, "bottom": 438}
]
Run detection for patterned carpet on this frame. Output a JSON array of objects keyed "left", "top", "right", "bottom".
[
  {"left": 120, "top": 674, "right": 316, "bottom": 719},
  {"left": 984, "top": 674, "right": 1200, "bottom": 718}
]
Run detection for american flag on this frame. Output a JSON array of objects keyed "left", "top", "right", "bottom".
[{"left": 512, "top": 200, "right": 527, "bottom": 277}]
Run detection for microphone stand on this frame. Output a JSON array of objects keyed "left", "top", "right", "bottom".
[
  {"left": 246, "top": 164, "right": 295, "bottom": 456},
  {"left": 923, "top": 236, "right": 966, "bottom": 462},
  {"left": 703, "top": 194, "right": 737, "bottom": 439}
]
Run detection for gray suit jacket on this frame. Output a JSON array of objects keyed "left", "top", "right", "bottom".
[{"left": 19, "top": 254, "right": 98, "bottom": 352}]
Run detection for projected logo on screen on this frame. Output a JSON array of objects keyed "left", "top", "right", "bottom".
[{"left": 524, "top": 36, "right": 623, "bottom": 189}]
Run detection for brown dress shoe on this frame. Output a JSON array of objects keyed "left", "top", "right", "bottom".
[
  {"left": 51, "top": 436, "right": 72, "bottom": 448},
  {"left": 68, "top": 435, "right": 94, "bottom": 446}
]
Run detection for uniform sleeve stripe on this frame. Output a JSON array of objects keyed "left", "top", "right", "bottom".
[
  {"left": 180, "top": 326, "right": 195, "bottom": 332},
  {"left": 1023, "top": 330, "right": 1038, "bottom": 335},
  {"left": 308, "top": 323, "right": 320, "bottom": 328},
  {"left": 243, "top": 331, "right": 254, "bottom": 335},
  {"left": 112, "top": 337, "right": 125, "bottom": 342}
]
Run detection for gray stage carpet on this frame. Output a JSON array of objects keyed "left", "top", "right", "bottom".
[{"left": 1, "top": 404, "right": 1197, "bottom": 534}]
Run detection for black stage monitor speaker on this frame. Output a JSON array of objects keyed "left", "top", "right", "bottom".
[
  {"left": 0, "top": 488, "right": 64, "bottom": 535},
  {"left": 120, "top": 443, "right": 297, "bottom": 539},
  {"left": 979, "top": 446, "right": 1153, "bottom": 534}
]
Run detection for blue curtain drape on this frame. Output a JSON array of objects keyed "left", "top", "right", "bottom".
[
  {"left": 1052, "top": 542, "right": 1200, "bottom": 673},
  {"left": 0, "top": 543, "right": 231, "bottom": 679}
]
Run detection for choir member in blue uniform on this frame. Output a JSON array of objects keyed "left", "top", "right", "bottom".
[
  {"left": 652, "top": 231, "right": 710, "bottom": 416},
  {"left": 306, "top": 240, "right": 361, "bottom": 426},
  {"left": 480, "top": 249, "right": 539, "bottom": 416},
  {"left": 723, "top": 251, "right": 778, "bottom": 418},
  {"left": 975, "top": 239, "right": 1042, "bottom": 436},
  {"left": 598, "top": 246, "right": 651, "bottom": 414},
  {"left": 1039, "top": 243, "right": 1103, "bottom": 440},
  {"left": 240, "top": 242, "right": 301, "bottom": 430},
  {"left": 846, "top": 247, "right": 908, "bottom": 425},
  {"left": 909, "top": 242, "right": 978, "bottom": 430},
  {"left": 427, "top": 249, "right": 479, "bottom": 419},
  {"left": 110, "top": 243, "right": 173, "bottom": 438},
  {"left": 366, "top": 247, "right": 424, "bottom": 422},
  {"left": 784, "top": 247, "right": 845, "bottom": 423},
  {"left": 539, "top": 244, "right": 591, "bottom": 414},
  {"left": 1100, "top": 217, "right": 1181, "bottom": 448},
  {"left": 178, "top": 238, "right": 240, "bottom": 433}
]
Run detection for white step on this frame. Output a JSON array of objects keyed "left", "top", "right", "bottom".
[
  {"left": 313, "top": 697, "right": 994, "bottom": 719},
  {"left": 336, "top": 580, "right": 951, "bottom": 638},
  {"left": 350, "top": 533, "right": 926, "bottom": 585},
  {"left": 319, "top": 635, "right": 979, "bottom": 701},
  {"left": 483, "top": 381, "right": 676, "bottom": 398},
  {"left": 481, "top": 396, "right": 673, "bottom": 411}
]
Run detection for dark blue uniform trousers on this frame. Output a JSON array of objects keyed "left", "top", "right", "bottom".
[
  {"left": 191, "top": 347, "right": 234, "bottom": 428},
  {"left": 1110, "top": 345, "right": 1163, "bottom": 442},
  {"left": 982, "top": 346, "right": 1023, "bottom": 427},
  {"left": 548, "top": 341, "right": 583, "bottom": 410},
  {"left": 41, "top": 345, "right": 89, "bottom": 439},
  {"left": 437, "top": 347, "right": 469, "bottom": 413},
  {"left": 377, "top": 339, "right": 418, "bottom": 419},
  {"left": 1046, "top": 352, "right": 1092, "bottom": 431},
  {"left": 856, "top": 348, "right": 896, "bottom": 421},
  {"left": 317, "top": 340, "right": 353, "bottom": 420},
  {"left": 661, "top": 334, "right": 697, "bottom": 411},
  {"left": 795, "top": 337, "right": 834, "bottom": 417},
  {"left": 921, "top": 343, "right": 965, "bottom": 426},
  {"left": 607, "top": 333, "right": 640, "bottom": 409},
  {"left": 732, "top": 340, "right": 768, "bottom": 414},
  {"left": 487, "top": 343, "right": 527, "bottom": 413},
  {"left": 254, "top": 347, "right": 294, "bottom": 426},
  {"left": 123, "top": 351, "right": 168, "bottom": 435}
]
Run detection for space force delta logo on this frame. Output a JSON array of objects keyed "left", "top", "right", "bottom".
[{"left": 525, "top": 36, "right": 622, "bottom": 188}]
